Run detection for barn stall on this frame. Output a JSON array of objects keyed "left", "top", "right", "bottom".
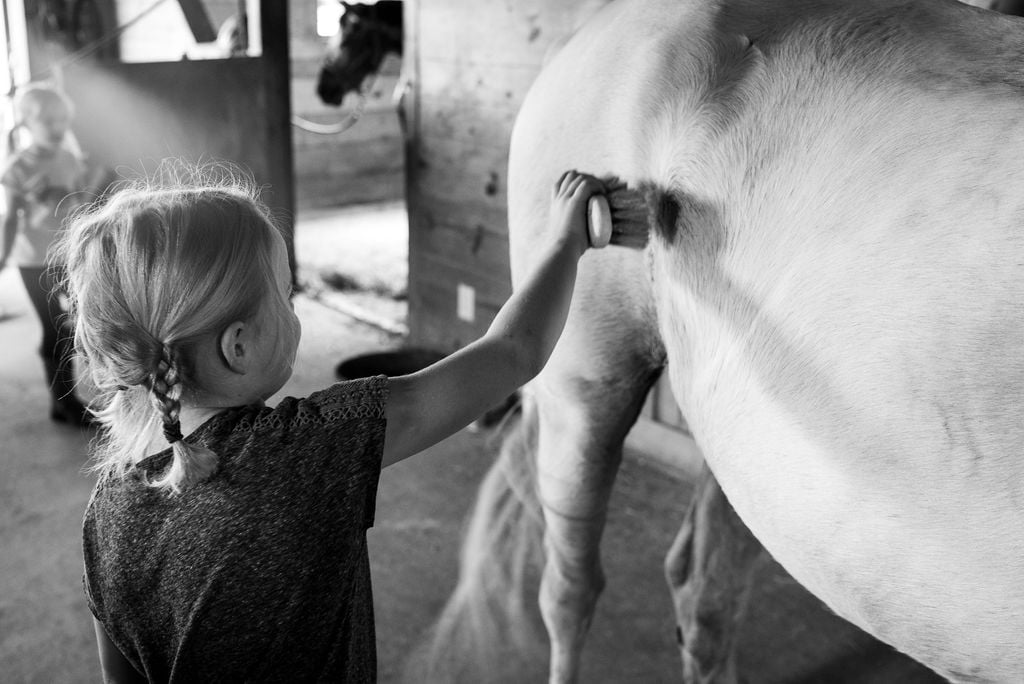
[
  {"left": 0, "top": 0, "right": 1016, "bottom": 681},
  {"left": 0, "top": 0, "right": 693, "bottom": 680}
]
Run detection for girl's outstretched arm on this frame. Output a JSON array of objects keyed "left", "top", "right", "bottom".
[{"left": 382, "top": 170, "right": 605, "bottom": 467}]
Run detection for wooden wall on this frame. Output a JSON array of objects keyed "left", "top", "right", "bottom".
[
  {"left": 63, "top": 56, "right": 293, "bottom": 221},
  {"left": 404, "top": 0, "right": 689, "bottom": 437},
  {"left": 404, "top": 0, "right": 606, "bottom": 349},
  {"left": 46, "top": 0, "right": 295, "bottom": 267}
]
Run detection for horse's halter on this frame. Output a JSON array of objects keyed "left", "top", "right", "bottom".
[
  {"left": 334, "top": 2, "right": 401, "bottom": 79},
  {"left": 297, "top": 2, "right": 402, "bottom": 135}
]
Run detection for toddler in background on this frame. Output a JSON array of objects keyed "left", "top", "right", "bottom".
[{"left": 1, "top": 83, "right": 91, "bottom": 424}]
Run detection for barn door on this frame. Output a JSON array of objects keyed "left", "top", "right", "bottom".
[{"left": 20, "top": 0, "right": 294, "bottom": 268}]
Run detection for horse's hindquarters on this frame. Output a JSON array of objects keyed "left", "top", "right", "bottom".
[
  {"left": 508, "top": 0, "right": 1024, "bottom": 679},
  {"left": 649, "top": 230, "right": 1024, "bottom": 677}
]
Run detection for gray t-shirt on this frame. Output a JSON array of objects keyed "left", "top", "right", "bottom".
[{"left": 82, "top": 376, "right": 388, "bottom": 682}]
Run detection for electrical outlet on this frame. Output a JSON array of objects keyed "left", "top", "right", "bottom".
[{"left": 457, "top": 283, "right": 475, "bottom": 322}]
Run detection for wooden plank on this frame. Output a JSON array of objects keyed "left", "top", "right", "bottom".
[
  {"left": 290, "top": 0, "right": 318, "bottom": 39},
  {"left": 408, "top": 267, "right": 509, "bottom": 351},
  {"left": 409, "top": 234, "right": 510, "bottom": 296},
  {"left": 418, "top": 0, "right": 611, "bottom": 68},
  {"left": 418, "top": 57, "right": 538, "bottom": 118},
  {"left": 417, "top": 90, "right": 520, "bottom": 150},
  {"left": 296, "top": 170, "right": 404, "bottom": 208},
  {"left": 413, "top": 219, "right": 511, "bottom": 280},
  {"left": 259, "top": 0, "right": 295, "bottom": 243},
  {"left": 296, "top": 162, "right": 403, "bottom": 190},
  {"left": 66, "top": 59, "right": 265, "bottom": 168},
  {"left": 410, "top": 135, "right": 509, "bottom": 220},
  {"left": 416, "top": 130, "right": 508, "bottom": 172},
  {"left": 176, "top": 0, "right": 217, "bottom": 43},
  {"left": 414, "top": 193, "right": 508, "bottom": 239},
  {"left": 296, "top": 140, "right": 403, "bottom": 182},
  {"left": 328, "top": 139, "right": 402, "bottom": 175}
]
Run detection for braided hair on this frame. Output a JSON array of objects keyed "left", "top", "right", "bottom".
[
  {"left": 131, "top": 344, "right": 215, "bottom": 493},
  {"left": 143, "top": 344, "right": 217, "bottom": 493},
  {"left": 149, "top": 345, "right": 184, "bottom": 444}
]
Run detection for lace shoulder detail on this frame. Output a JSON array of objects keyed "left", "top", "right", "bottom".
[{"left": 234, "top": 375, "right": 388, "bottom": 433}]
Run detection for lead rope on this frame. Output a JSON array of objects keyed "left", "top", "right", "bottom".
[{"left": 290, "top": 82, "right": 372, "bottom": 135}]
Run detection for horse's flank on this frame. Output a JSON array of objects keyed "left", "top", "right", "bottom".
[{"left": 510, "top": 0, "right": 1023, "bottom": 678}]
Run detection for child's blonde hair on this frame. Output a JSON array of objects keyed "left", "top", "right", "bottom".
[{"left": 54, "top": 163, "right": 286, "bottom": 494}]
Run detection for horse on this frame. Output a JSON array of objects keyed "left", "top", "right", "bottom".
[
  {"left": 423, "top": 0, "right": 1024, "bottom": 682},
  {"left": 316, "top": 0, "right": 403, "bottom": 106}
]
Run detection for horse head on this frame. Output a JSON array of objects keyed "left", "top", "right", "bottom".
[{"left": 317, "top": 1, "right": 404, "bottom": 106}]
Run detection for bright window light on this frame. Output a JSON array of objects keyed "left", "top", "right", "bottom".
[{"left": 317, "top": 0, "right": 344, "bottom": 38}]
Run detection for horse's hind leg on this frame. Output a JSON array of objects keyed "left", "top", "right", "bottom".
[
  {"left": 532, "top": 355, "right": 659, "bottom": 684},
  {"left": 665, "top": 468, "right": 944, "bottom": 684},
  {"left": 665, "top": 466, "right": 768, "bottom": 684}
]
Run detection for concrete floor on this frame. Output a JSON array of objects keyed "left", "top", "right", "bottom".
[{"left": 0, "top": 205, "right": 691, "bottom": 682}]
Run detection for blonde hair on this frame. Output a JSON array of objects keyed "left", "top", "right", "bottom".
[{"left": 53, "top": 163, "right": 285, "bottom": 494}]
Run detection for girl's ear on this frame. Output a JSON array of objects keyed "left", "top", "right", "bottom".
[{"left": 218, "top": 321, "right": 251, "bottom": 374}]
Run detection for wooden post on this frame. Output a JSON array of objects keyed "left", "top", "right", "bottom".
[
  {"left": 259, "top": 0, "right": 297, "bottom": 280},
  {"left": 176, "top": 0, "right": 218, "bottom": 43}
]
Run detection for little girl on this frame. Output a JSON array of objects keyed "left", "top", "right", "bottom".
[
  {"left": 1, "top": 83, "right": 91, "bottom": 425},
  {"left": 56, "top": 164, "right": 611, "bottom": 681}
]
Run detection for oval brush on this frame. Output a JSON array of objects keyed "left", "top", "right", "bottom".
[{"left": 587, "top": 178, "right": 650, "bottom": 250}]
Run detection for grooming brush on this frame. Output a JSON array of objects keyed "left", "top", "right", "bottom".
[{"left": 587, "top": 177, "right": 650, "bottom": 249}]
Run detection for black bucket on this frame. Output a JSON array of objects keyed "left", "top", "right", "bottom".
[{"left": 335, "top": 347, "right": 446, "bottom": 380}]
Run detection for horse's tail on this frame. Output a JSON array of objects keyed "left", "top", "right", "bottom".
[{"left": 408, "top": 393, "right": 550, "bottom": 683}]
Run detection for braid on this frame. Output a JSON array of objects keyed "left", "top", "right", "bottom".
[
  {"left": 145, "top": 342, "right": 219, "bottom": 494},
  {"left": 150, "top": 345, "right": 183, "bottom": 444}
]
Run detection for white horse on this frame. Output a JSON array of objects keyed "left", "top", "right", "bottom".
[{"left": 424, "top": 1, "right": 1024, "bottom": 682}]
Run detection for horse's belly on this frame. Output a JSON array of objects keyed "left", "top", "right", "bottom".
[{"left": 672, "top": 337, "right": 1024, "bottom": 678}]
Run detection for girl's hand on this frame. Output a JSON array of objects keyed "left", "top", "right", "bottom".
[
  {"left": 548, "top": 170, "right": 607, "bottom": 257},
  {"left": 383, "top": 168, "right": 615, "bottom": 467}
]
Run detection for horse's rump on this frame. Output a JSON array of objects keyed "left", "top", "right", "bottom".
[{"left": 434, "top": 0, "right": 1024, "bottom": 680}]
